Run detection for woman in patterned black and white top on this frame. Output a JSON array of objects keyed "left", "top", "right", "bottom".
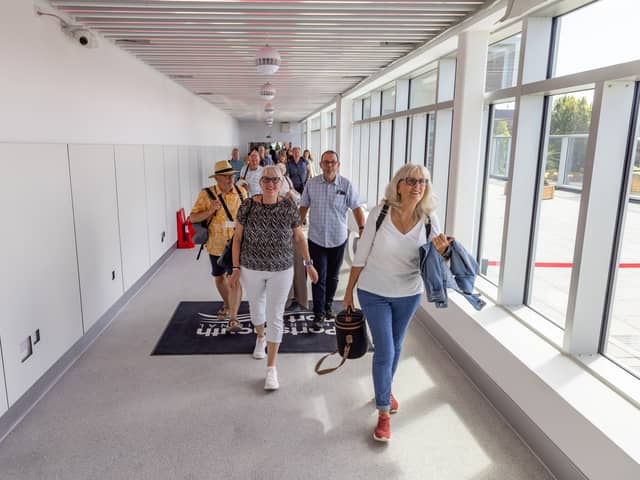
[{"left": 229, "top": 165, "right": 318, "bottom": 391}]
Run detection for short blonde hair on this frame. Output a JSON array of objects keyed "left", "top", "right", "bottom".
[{"left": 383, "top": 164, "right": 435, "bottom": 218}]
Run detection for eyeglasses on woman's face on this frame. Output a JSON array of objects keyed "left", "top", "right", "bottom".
[
  {"left": 260, "top": 176, "right": 281, "bottom": 184},
  {"left": 400, "top": 177, "right": 428, "bottom": 187}
]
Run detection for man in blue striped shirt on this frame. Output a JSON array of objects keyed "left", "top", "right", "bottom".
[{"left": 300, "top": 150, "right": 365, "bottom": 328}]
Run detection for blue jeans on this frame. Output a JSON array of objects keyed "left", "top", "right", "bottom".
[{"left": 357, "top": 289, "right": 422, "bottom": 411}]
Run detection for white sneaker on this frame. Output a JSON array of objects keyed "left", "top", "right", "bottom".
[
  {"left": 253, "top": 335, "right": 267, "bottom": 359},
  {"left": 264, "top": 367, "right": 279, "bottom": 390}
]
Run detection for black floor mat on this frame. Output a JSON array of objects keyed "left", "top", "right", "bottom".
[{"left": 151, "top": 301, "right": 343, "bottom": 355}]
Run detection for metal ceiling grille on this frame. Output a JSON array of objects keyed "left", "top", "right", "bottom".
[{"left": 49, "top": 0, "right": 489, "bottom": 121}]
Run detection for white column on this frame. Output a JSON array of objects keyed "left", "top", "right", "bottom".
[
  {"left": 498, "top": 15, "right": 554, "bottom": 305},
  {"left": 338, "top": 95, "right": 353, "bottom": 179},
  {"left": 498, "top": 95, "right": 545, "bottom": 305},
  {"left": 564, "top": 81, "right": 636, "bottom": 354},
  {"left": 446, "top": 29, "right": 489, "bottom": 249}
]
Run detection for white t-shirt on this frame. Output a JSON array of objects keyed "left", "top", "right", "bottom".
[
  {"left": 241, "top": 165, "right": 263, "bottom": 197},
  {"left": 353, "top": 204, "right": 441, "bottom": 298}
]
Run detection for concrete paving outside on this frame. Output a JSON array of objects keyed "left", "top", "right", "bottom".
[{"left": 479, "top": 178, "right": 640, "bottom": 376}]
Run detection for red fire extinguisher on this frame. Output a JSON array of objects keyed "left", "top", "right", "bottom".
[{"left": 177, "top": 209, "right": 195, "bottom": 248}]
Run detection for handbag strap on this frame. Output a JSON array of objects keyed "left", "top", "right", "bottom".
[
  {"left": 375, "top": 203, "right": 389, "bottom": 232},
  {"left": 377, "top": 202, "right": 432, "bottom": 239},
  {"left": 314, "top": 343, "right": 351, "bottom": 375}
]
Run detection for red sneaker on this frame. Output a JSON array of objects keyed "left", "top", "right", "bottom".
[
  {"left": 390, "top": 393, "right": 398, "bottom": 414},
  {"left": 373, "top": 414, "right": 391, "bottom": 442}
]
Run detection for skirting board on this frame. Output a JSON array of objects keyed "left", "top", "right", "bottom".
[
  {"left": 0, "top": 245, "right": 177, "bottom": 443},
  {"left": 415, "top": 308, "right": 588, "bottom": 480}
]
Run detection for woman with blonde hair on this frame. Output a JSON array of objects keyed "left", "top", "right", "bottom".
[
  {"left": 230, "top": 165, "right": 318, "bottom": 390},
  {"left": 343, "top": 163, "right": 445, "bottom": 442},
  {"left": 303, "top": 149, "right": 318, "bottom": 176}
]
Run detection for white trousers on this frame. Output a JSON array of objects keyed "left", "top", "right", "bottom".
[{"left": 240, "top": 266, "right": 294, "bottom": 343}]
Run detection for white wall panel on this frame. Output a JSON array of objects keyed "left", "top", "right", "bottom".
[
  {"left": 178, "top": 146, "right": 191, "bottom": 212},
  {"left": 144, "top": 145, "right": 168, "bottom": 264},
  {"left": 199, "top": 146, "right": 215, "bottom": 187},
  {"left": 69, "top": 144, "right": 123, "bottom": 331},
  {"left": 163, "top": 145, "right": 180, "bottom": 246},
  {"left": 0, "top": 143, "right": 83, "bottom": 405},
  {"left": 190, "top": 147, "right": 202, "bottom": 203},
  {"left": 115, "top": 145, "right": 150, "bottom": 291}
]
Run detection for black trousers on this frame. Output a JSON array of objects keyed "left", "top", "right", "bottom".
[{"left": 308, "top": 239, "right": 347, "bottom": 317}]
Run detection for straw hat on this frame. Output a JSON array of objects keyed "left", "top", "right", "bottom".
[{"left": 208, "top": 160, "right": 238, "bottom": 178}]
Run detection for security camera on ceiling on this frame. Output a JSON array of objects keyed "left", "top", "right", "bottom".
[
  {"left": 35, "top": 7, "right": 98, "bottom": 48},
  {"left": 63, "top": 26, "right": 98, "bottom": 48}
]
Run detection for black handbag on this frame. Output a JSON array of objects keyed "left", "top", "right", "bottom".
[{"left": 315, "top": 307, "right": 368, "bottom": 375}]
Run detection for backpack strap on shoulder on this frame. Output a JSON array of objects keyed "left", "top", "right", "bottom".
[
  {"left": 425, "top": 215, "right": 431, "bottom": 240},
  {"left": 375, "top": 203, "right": 390, "bottom": 232},
  {"left": 204, "top": 187, "right": 217, "bottom": 201}
]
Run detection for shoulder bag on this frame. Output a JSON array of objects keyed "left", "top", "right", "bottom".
[{"left": 314, "top": 306, "right": 368, "bottom": 375}]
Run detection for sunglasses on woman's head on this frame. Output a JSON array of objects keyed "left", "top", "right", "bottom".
[
  {"left": 260, "top": 176, "right": 281, "bottom": 184},
  {"left": 401, "top": 177, "right": 428, "bottom": 186}
]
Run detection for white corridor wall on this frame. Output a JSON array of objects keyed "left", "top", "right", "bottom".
[{"left": 0, "top": 0, "right": 239, "bottom": 419}]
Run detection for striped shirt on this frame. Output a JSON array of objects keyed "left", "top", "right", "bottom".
[{"left": 300, "top": 174, "right": 361, "bottom": 248}]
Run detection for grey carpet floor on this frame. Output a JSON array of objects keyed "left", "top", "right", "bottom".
[{"left": 0, "top": 249, "right": 552, "bottom": 480}]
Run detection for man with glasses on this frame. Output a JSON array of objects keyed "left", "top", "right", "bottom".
[
  {"left": 300, "top": 150, "right": 365, "bottom": 328},
  {"left": 190, "top": 160, "right": 248, "bottom": 331},
  {"left": 239, "top": 151, "right": 264, "bottom": 197}
]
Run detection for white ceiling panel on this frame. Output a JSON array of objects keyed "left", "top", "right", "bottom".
[{"left": 48, "top": 0, "right": 491, "bottom": 121}]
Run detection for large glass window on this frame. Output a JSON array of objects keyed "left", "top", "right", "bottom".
[
  {"left": 392, "top": 117, "right": 409, "bottom": 175},
  {"left": 382, "top": 86, "right": 396, "bottom": 115},
  {"left": 351, "top": 125, "right": 361, "bottom": 190},
  {"left": 359, "top": 124, "right": 370, "bottom": 202},
  {"left": 352, "top": 100, "right": 362, "bottom": 122},
  {"left": 486, "top": 34, "right": 521, "bottom": 91},
  {"left": 604, "top": 104, "right": 640, "bottom": 377},
  {"left": 367, "top": 122, "right": 380, "bottom": 209},
  {"left": 327, "top": 110, "right": 336, "bottom": 152},
  {"left": 310, "top": 130, "right": 321, "bottom": 164},
  {"left": 409, "top": 113, "right": 428, "bottom": 166},
  {"left": 478, "top": 102, "right": 515, "bottom": 286},
  {"left": 426, "top": 114, "right": 435, "bottom": 174},
  {"left": 363, "top": 96, "right": 372, "bottom": 120},
  {"left": 379, "top": 120, "right": 393, "bottom": 197},
  {"left": 553, "top": 0, "right": 640, "bottom": 77},
  {"left": 409, "top": 70, "right": 437, "bottom": 108},
  {"left": 527, "top": 90, "right": 594, "bottom": 327}
]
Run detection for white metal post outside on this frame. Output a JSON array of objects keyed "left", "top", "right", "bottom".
[{"left": 564, "top": 81, "right": 636, "bottom": 354}]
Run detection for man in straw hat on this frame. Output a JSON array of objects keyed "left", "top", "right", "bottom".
[{"left": 190, "top": 160, "right": 248, "bottom": 331}]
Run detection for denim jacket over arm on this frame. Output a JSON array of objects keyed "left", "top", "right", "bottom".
[{"left": 419, "top": 240, "right": 486, "bottom": 311}]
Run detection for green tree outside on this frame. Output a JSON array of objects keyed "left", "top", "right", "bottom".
[{"left": 546, "top": 95, "right": 592, "bottom": 182}]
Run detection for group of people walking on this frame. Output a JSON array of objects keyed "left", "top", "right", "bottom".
[{"left": 190, "top": 145, "right": 444, "bottom": 443}]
